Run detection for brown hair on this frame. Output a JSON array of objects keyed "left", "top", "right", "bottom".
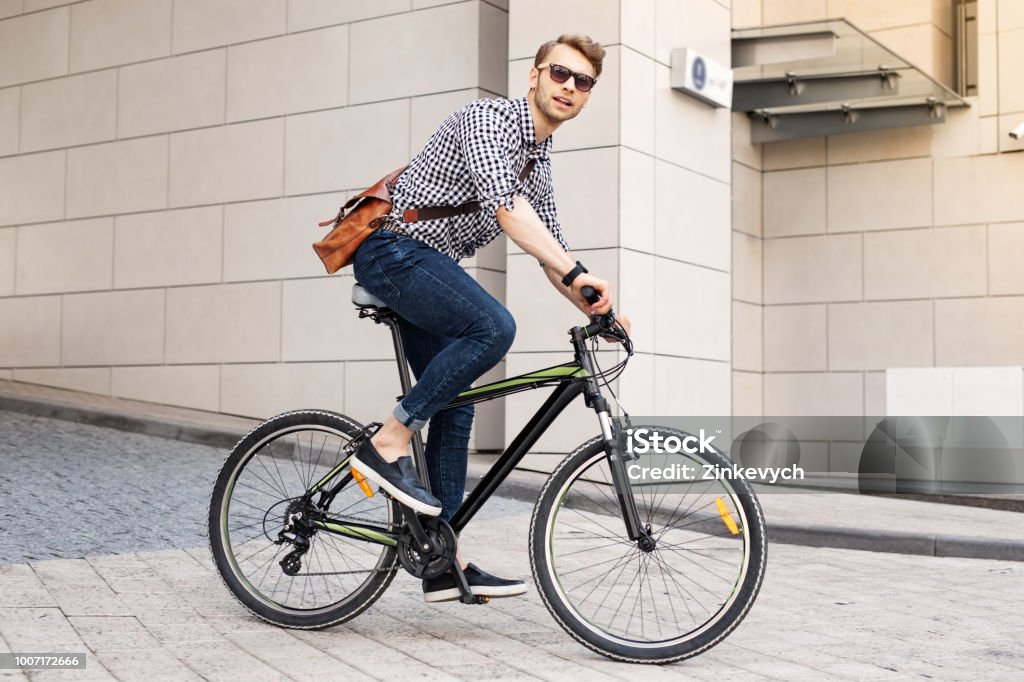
[{"left": 534, "top": 34, "right": 605, "bottom": 78}]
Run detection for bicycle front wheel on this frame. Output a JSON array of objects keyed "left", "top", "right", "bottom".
[
  {"left": 208, "top": 410, "right": 399, "bottom": 628},
  {"left": 529, "top": 428, "right": 767, "bottom": 663}
]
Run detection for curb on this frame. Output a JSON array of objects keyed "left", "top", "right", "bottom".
[{"left": 4, "top": 388, "right": 1024, "bottom": 563}]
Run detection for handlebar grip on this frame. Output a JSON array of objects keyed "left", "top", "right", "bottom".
[{"left": 580, "top": 285, "right": 601, "bottom": 305}]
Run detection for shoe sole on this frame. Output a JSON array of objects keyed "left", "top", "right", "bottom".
[
  {"left": 423, "top": 584, "right": 528, "bottom": 603},
  {"left": 349, "top": 455, "right": 442, "bottom": 517}
]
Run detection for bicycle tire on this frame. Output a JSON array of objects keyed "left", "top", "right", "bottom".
[
  {"left": 529, "top": 427, "right": 767, "bottom": 663},
  {"left": 208, "top": 409, "right": 399, "bottom": 628}
]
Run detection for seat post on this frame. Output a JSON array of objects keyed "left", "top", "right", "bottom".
[{"left": 382, "top": 314, "right": 431, "bottom": 490}]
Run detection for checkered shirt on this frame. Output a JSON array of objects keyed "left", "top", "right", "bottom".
[{"left": 387, "top": 96, "right": 570, "bottom": 261}]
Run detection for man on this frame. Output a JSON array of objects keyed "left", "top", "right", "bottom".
[{"left": 350, "top": 34, "right": 629, "bottom": 603}]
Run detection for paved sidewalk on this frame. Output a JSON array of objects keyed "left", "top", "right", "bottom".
[
  {"left": 3, "top": 379, "right": 1021, "bottom": 562},
  {"left": 1, "top": 509, "right": 1023, "bottom": 681}
]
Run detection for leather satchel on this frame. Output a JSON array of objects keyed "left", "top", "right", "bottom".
[{"left": 312, "top": 165, "right": 408, "bottom": 274}]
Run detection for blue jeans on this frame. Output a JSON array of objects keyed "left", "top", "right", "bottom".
[{"left": 352, "top": 228, "right": 516, "bottom": 520}]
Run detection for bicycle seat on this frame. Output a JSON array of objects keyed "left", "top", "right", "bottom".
[{"left": 352, "top": 282, "right": 389, "bottom": 310}]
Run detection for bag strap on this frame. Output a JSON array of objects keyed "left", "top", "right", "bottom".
[{"left": 403, "top": 158, "right": 537, "bottom": 224}]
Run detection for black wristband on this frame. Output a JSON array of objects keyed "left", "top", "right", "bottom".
[{"left": 561, "top": 261, "right": 588, "bottom": 287}]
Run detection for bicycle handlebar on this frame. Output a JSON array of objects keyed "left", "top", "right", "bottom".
[{"left": 579, "top": 285, "right": 622, "bottom": 343}]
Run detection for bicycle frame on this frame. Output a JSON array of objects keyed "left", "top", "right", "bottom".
[{"left": 309, "top": 304, "right": 645, "bottom": 546}]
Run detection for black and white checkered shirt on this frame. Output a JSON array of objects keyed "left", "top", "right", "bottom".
[{"left": 387, "top": 96, "right": 570, "bottom": 261}]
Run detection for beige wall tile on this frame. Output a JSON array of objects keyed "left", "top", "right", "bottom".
[
  {"left": 13, "top": 367, "right": 111, "bottom": 394},
  {"left": 344, "top": 359, "right": 408, "bottom": 427},
  {"left": 763, "top": 137, "right": 825, "bottom": 171},
  {"left": 69, "top": 0, "right": 171, "bottom": 72},
  {"left": 654, "top": 160, "right": 731, "bottom": 270},
  {"left": 20, "top": 70, "right": 116, "bottom": 152},
  {"left": 506, "top": 250, "right": 616, "bottom": 352},
  {"left": 886, "top": 367, "right": 952, "bottom": 415},
  {"left": 118, "top": 51, "right": 226, "bottom": 138},
  {"left": 172, "top": 0, "right": 286, "bottom": 54},
  {"left": 0, "top": 1, "right": 22, "bottom": 20},
  {"left": 285, "top": 100, "right": 409, "bottom": 195},
  {"left": 478, "top": 0, "right": 509, "bottom": 96},
  {"left": 654, "top": 63, "right": 730, "bottom": 183},
  {"left": 764, "top": 234, "right": 862, "bottom": 304},
  {"left": 864, "top": 370, "right": 885, "bottom": 416},
  {"left": 654, "top": 259, "right": 730, "bottom": 361},
  {"left": 227, "top": 25, "right": 347, "bottom": 122},
  {"left": 931, "top": 103, "right": 982, "bottom": 158},
  {"left": 169, "top": 119, "right": 283, "bottom": 207},
  {"left": 24, "top": 0, "right": 70, "bottom": 10},
  {"left": 763, "top": 0, "right": 827, "bottom": 24},
  {"left": 507, "top": 0, "right": 617, "bottom": 60},
  {"left": 936, "top": 297, "right": 1024, "bottom": 366},
  {"left": 0, "top": 228, "right": 13, "bottom": 296},
  {"left": 827, "top": 125, "right": 933, "bottom": 165},
  {"left": 114, "top": 207, "right": 222, "bottom": 289},
  {"left": 350, "top": 3, "right": 480, "bottom": 104},
  {"left": 550, "top": 148, "right": 618, "bottom": 250},
  {"left": 732, "top": 112, "right": 762, "bottom": 170},
  {"left": 619, "top": 250, "right": 655, "bottom": 349},
  {"left": 978, "top": 0, "right": 996, "bottom": 34},
  {"left": 733, "top": 162, "right": 762, "bottom": 238},
  {"left": 732, "top": 370, "right": 763, "bottom": 416},
  {"left": 977, "top": 31, "right": 998, "bottom": 117},
  {"left": 733, "top": 0, "right": 761, "bottom": 27},
  {"left": 828, "top": 301, "right": 934, "bottom": 371},
  {"left": 0, "top": 295, "right": 61, "bottom": 366},
  {"left": 733, "top": 301, "right": 763, "bottom": 372},
  {"left": 62, "top": 289, "right": 165, "bottom": 365},
  {"left": 507, "top": 52, "right": 619, "bottom": 151},
  {"left": 166, "top": 282, "right": 281, "bottom": 364},
  {"left": 733, "top": 231, "right": 762, "bottom": 304},
  {"left": 0, "top": 86, "right": 17, "bottom": 156},
  {"left": 828, "top": 158, "right": 932, "bottom": 232},
  {"left": 951, "top": 366, "right": 1023, "bottom": 416},
  {"left": 653, "top": 356, "right": 731, "bottom": 415},
  {"left": 621, "top": 0, "right": 654, "bottom": 56},
  {"left": 615, "top": 351, "right": 654, "bottom": 418},
  {"left": 0, "top": 151, "right": 64, "bottom": 226},
  {"left": 462, "top": 233, "right": 507, "bottom": 272},
  {"left": 17, "top": 218, "right": 113, "bottom": 294},
  {"left": 224, "top": 192, "right": 347, "bottom": 282},
  {"left": 111, "top": 365, "right": 219, "bottom": 412},
  {"left": 764, "top": 304, "right": 826, "bottom": 372},
  {"left": 281, "top": 276, "right": 396, "bottom": 362},
  {"left": 410, "top": 89, "right": 487, "bottom": 154},
  {"left": 764, "top": 372, "right": 863, "bottom": 416},
  {"left": 989, "top": 222, "right": 1024, "bottom": 295},
  {"left": 67, "top": 137, "right": 168, "bottom": 218},
  {"left": 998, "top": 28, "right": 1024, "bottom": 113},
  {"left": 287, "top": 0, "right": 410, "bottom": 32},
  {"left": 619, "top": 148, "right": 655, "bottom": 253},
  {"left": 864, "top": 225, "right": 986, "bottom": 300},
  {"left": 869, "top": 24, "right": 952, "bottom": 87},
  {"left": 220, "top": 362, "right": 343, "bottom": 418},
  {"left": 621, "top": 46, "right": 655, "bottom": 155},
  {"left": 827, "top": 0, "right": 938, "bottom": 30},
  {"left": 999, "top": 113, "right": 1024, "bottom": 152},
  {"left": 763, "top": 168, "right": 825, "bottom": 238},
  {"left": 655, "top": 0, "right": 731, "bottom": 66},
  {"left": 999, "top": 0, "right": 1024, "bottom": 31},
  {"left": 934, "top": 155, "right": 1024, "bottom": 226},
  {"left": 0, "top": 8, "right": 68, "bottom": 88}
]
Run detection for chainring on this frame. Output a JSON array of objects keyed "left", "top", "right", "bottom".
[{"left": 396, "top": 517, "right": 457, "bottom": 579}]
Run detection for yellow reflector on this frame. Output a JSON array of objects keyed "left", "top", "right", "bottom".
[
  {"left": 715, "top": 497, "right": 740, "bottom": 535},
  {"left": 351, "top": 467, "right": 374, "bottom": 498}
]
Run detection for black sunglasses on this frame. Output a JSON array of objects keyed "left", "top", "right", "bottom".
[{"left": 536, "top": 63, "right": 597, "bottom": 92}]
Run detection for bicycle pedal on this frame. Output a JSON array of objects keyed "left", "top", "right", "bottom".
[{"left": 350, "top": 466, "right": 375, "bottom": 498}]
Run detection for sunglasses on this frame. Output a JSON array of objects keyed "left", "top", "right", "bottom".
[{"left": 536, "top": 63, "right": 597, "bottom": 92}]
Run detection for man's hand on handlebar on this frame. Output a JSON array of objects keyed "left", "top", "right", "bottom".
[{"left": 571, "top": 273, "right": 612, "bottom": 315}]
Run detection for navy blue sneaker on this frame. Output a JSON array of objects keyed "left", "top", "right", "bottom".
[
  {"left": 423, "top": 563, "right": 527, "bottom": 603},
  {"left": 350, "top": 439, "right": 442, "bottom": 516}
]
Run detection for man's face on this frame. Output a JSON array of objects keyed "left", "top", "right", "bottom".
[{"left": 530, "top": 44, "right": 595, "bottom": 125}]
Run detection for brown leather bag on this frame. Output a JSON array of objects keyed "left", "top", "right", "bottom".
[{"left": 312, "top": 166, "right": 408, "bottom": 274}]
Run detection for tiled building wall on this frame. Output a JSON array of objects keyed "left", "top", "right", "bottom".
[
  {"left": 0, "top": 0, "right": 511, "bottom": 448},
  {"left": 733, "top": 0, "right": 1024, "bottom": 416},
  {"left": 506, "top": 0, "right": 734, "bottom": 465}
]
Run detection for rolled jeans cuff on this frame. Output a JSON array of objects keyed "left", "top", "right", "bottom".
[{"left": 393, "top": 401, "right": 427, "bottom": 431}]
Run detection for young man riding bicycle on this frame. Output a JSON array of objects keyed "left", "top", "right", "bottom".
[{"left": 350, "top": 33, "right": 631, "bottom": 602}]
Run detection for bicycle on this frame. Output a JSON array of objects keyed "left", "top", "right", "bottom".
[{"left": 208, "top": 283, "right": 767, "bottom": 663}]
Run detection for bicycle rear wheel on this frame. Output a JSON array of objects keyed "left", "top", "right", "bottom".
[
  {"left": 208, "top": 410, "right": 399, "bottom": 628},
  {"left": 529, "top": 427, "right": 767, "bottom": 663}
]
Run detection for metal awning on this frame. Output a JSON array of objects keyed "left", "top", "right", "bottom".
[{"left": 730, "top": 19, "right": 969, "bottom": 143}]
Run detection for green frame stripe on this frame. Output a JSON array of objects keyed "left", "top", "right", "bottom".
[
  {"left": 312, "top": 521, "right": 397, "bottom": 547},
  {"left": 456, "top": 364, "right": 587, "bottom": 398}
]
